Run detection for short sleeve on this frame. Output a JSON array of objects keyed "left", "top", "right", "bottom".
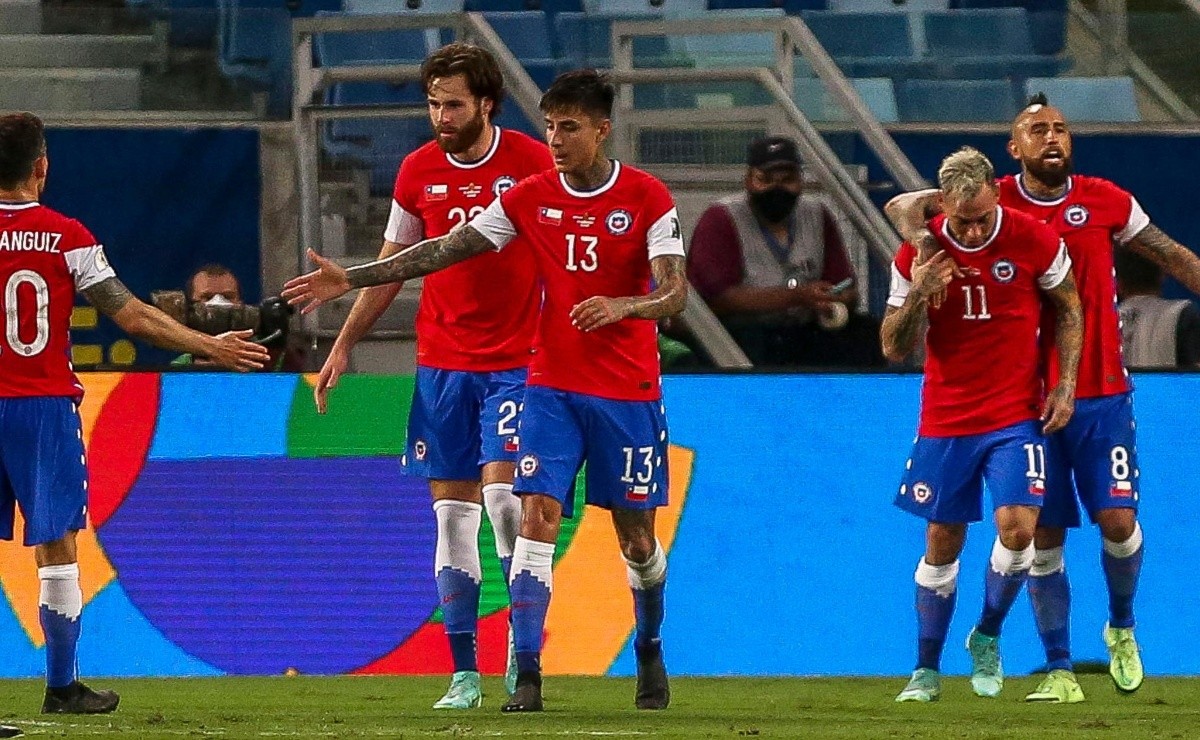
[
  {"left": 469, "top": 196, "right": 518, "bottom": 250},
  {"left": 886, "top": 242, "right": 916, "bottom": 308},
  {"left": 1115, "top": 196, "right": 1150, "bottom": 245},
  {"left": 1037, "top": 239, "right": 1073, "bottom": 290},
  {"left": 61, "top": 221, "right": 116, "bottom": 291},
  {"left": 647, "top": 208, "right": 685, "bottom": 260},
  {"left": 384, "top": 200, "right": 423, "bottom": 245}
]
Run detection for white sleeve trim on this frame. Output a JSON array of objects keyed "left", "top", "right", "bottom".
[
  {"left": 1038, "top": 240, "right": 1073, "bottom": 290},
  {"left": 886, "top": 263, "right": 911, "bottom": 307},
  {"left": 469, "top": 197, "right": 518, "bottom": 251},
  {"left": 1115, "top": 196, "right": 1151, "bottom": 245},
  {"left": 646, "top": 207, "right": 685, "bottom": 260},
  {"left": 383, "top": 199, "right": 423, "bottom": 245},
  {"left": 65, "top": 244, "right": 117, "bottom": 291}
]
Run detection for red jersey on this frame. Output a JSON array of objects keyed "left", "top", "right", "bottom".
[
  {"left": 387, "top": 126, "right": 553, "bottom": 372},
  {"left": 998, "top": 174, "right": 1149, "bottom": 399},
  {"left": 888, "top": 207, "right": 1072, "bottom": 437},
  {"left": 470, "top": 161, "right": 685, "bottom": 402},
  {"left": 0, "top": 201, "right": 116, "bottom": 398}
]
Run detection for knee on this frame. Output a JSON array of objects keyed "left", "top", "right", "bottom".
[
  {"left": 620, "top": 535, "right": 656, "bottom": 565},
  {"left": 1098, "top": 509, "right": 1137, "bottom": 543},
  {"left": 996, "top": 521, "right": 1035, "bottom": 551},
  {"left": 519, "top": 495, "right": 562, "bottom": 540}
]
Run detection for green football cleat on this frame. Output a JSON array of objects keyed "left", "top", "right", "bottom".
[
  {"left": 1103, "top": 623, "right": 1144, "bottom": 693},
  {"left": 504, "top": 627, "right": 518, "bottom": 697},
  {"left": 895, "top": 668, "right": 942, "bottom": 702},
  {"left": 1025, "top": 669, "right": 1086, "bottom": 703},
  {"left": 966, "top": 628, "right": 1003, "bottom": 698},
  {"left": 433, "top": 671, "right": 482, "bottom": 710}
]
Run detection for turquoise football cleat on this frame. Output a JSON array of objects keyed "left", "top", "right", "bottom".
[
  {"left": 966, "top": 627, "right": 1003, "bottom": 698},
  {"left": 433, "top": 671, "right": 483, "bottom": 710},
  {"left": 895, "top": 668, "right": 942, "bottom": 702}
]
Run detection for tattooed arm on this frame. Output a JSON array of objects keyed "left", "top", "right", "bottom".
[
  {"left": 1124, "top": 223, "right": 1200, "bottom": 296},
  {"left": 884, "top": 188, "right": 942, "bottom": 257},
  {"left": 570, "top": 255, "right": 688, "bottom": 332},
  {"left": 880, "top": 251, "right": 954, "bottom": 362},
  {"left": 83, "top": 277, "right": 268, "bottom": 371},
  {"left": 1040, "top": 271, "right": 1083, "bottom": 434},
  {"left": 281, "top": 226, "right": 496, "bottom": 313}
]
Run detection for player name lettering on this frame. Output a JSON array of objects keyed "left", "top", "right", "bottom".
[{"left": 0, "top": 231, "right": 62, "bottom": 253}]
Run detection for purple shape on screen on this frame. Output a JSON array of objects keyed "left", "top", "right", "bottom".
[{"left": 96, "top": 457, "right": 436, "bottom": 675}]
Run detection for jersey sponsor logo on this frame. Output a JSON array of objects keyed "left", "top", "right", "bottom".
[
  {"left": 459, "top": 183, "right": 483, "bottom": 199},
  {"left": 424, "top": 184, "right": 448, "bottom": 202},
  {"left": 538, "top": 207, "right": 562, "bottom": 226},
  {"left": 991, "top": 259, "right": 1016, "bottom": 283},
  {"left": 518, "top": 453, "right": 539, "bottom": 477},
  {"left": 911, "top": 481, "right": 933, "bottom": 504},
  {"left": 1064, "top": 204, "right": 1089, "bottom": 227},
  {"left": 0, "top": 230, "right": 62, "bottom": 253},
  {"left": 492, "top": 175, "right": 517, "bottom": 196},
  {"left": 572, "top": 214, "right": 596, "bottom": 228},
  {"left": 414, "top": 439, "right": 428, "bottom": 461},
  {"left": 605, "top": 209, "right": 632, "bottom": 236}
]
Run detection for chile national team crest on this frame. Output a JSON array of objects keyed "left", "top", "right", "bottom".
[
  {"left": 605, "top": 209, "right": 632, "bottom": 236},
  {"left": 911, "top": 482, "right": 933, "bottom": 504},
  {"left": 991, "top": 259, "right": 1016, "bottom": 283},
  {"left": 492, "top": 175, "right": 517, "bottom": 196},
  {"left": 1064, "top": 204, "right": 1090, "bottom": 227}
]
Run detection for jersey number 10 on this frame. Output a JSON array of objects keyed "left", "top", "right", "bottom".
[{"left": 2, "top": 270, "right": 51, "bottom": 357}]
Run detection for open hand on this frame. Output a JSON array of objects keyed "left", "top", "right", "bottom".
[
  {"left": 282, "top": 249, "right": 351, "bottom": 315},
  {"left": 570, "top": 296, "right": 634, "bottom": 332},
  {"left": 1041, "top": 384, "right": 1075, "bottom": 434},
  {"left": 208, "top": 329, "right": 271, "bottom": 371}
]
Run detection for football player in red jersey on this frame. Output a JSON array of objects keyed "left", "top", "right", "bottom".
[
  {"left": 884, "top": 147, "right": 1082, "bottom": 703},
  {"left": 284, "top": 69, "right": 688, "bottom": 713},
  {"left": 311, "top": 43, "right": 553, "bottom": 709},
  {"left": 885, "top": 96, "right": 1200, "bottom": 701},
  {"left": 0, "top": 112, "right": 267, "bottom": 719}
]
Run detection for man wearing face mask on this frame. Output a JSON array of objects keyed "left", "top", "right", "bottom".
[{"left": 686, "top": 136, "right": 882, "bottom": 367}]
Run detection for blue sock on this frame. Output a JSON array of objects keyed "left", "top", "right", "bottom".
[
  {"left": 625, "top": 542, "right": 667, "bottom": 654},
  {"left": 437, "top": 566, "right": 481, "bottom": 672},
  {"left": 39, "top": 565, "right": 82, "bottom": 689},
  {"left": 499, "top": 556, "right": 513, "bottom": 588},
  {"left": 913, "top": 558, "right": 959, "bottom": 672},
  {"left": 977, "top": 541, "right": 1032, "bottom": 637},
  {"left": 1102, "top": 528, "right": 1143, "bottom": 629},
  {"left": 509, "top": 537, "right": 555, "bottom": 676},
  {"left": 1029, "top": 567, "right": 1073, "bottom": 671}
]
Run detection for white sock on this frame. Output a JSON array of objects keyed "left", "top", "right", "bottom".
[
  {"left": 914, "top": 558, "right": 959, "bottom": 597},
  {"left": 510, "top": 536, "right": 555, "bottom": 588},
  {"left": 433, "top": 499, "right": 483, "bottom": 582},
  {"left": 624, "top": 540, "right": 667, "bottom": 590},
  {"left": 1030, "top": 546, "right": 1065, "bottom": 577},
  {"left": 1103, "top": 522, "right": 1144, "bottom": 559},
  {"left": 38, "top": 564, "right": 82, "bottom": 620},
  {"left": 482, "top": 482, "right": 521, "bottom": 561},
  {"left": 990, "top": 538, "right": 1035, "bottom": 575}
]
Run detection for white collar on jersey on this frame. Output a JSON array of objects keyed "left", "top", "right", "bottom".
[
  {"left": 940, "top": 205, "right": 1004, "bottom": 253},
  {"left": 445, "top": 126, "right": 502, "bottom": 170},
  {"left": 558, "top": 160, "right": 621, "bottom": 198},
  {"left": 0, "top": 201, "right": 39, "bottom": 210},
  {"left": 1015, "top": 173, "right": 1073, "bottom": 206}
]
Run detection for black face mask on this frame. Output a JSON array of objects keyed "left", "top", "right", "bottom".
[{"left": 750, "top": 187, "right": 799, "bottom": 223}]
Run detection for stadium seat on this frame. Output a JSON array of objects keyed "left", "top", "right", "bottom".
[
  {"left": 793, "top": 76, "right": 898, "bottom": 122},
  {"left": 584, "top": 0, "right": 667, "bottom": 14},
  {"left": 1023, "top": 76, "right": 1141, "bottom": 122},
  {"left": 897, "top": 78, "right": 1018, "bottom": 121},
  {"left": 673, "top": 7, "right": 785, "bottom": 68},
  {"left": 465, "top": 0, "right": 584, "bottom": 15},
  {"left": 951, "top": 0, "right": 1067, "bottom": 54},
  {"left": 922, "top": 9, "right": 1064, "bottom": 79},
  {"left": 552, "top": 11, "right": 677, "bottom": 67},
  {"left": 828, "top": 0, "right": 946, "bottom": 11},
  {"left": 343, "top": 0, "right": 463, "bottom": 11},
  {"left": 708, "top": 0, "right": 828, "bottom": 11},
  {"left": 323, "top": 82, "right": 432, "bottom": 195},
  {"left": 802, "top": 11, "right": 913, "bottom": 58},
  {"left": 217, "top": 0, "right": 293, "bottom": 114}
]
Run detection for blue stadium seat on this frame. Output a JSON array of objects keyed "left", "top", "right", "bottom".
[
  {"left": 802, "top": 11, "right": 912, "bottom": 57},
  {"left": 323, "top": 83, "right": 432, "bottom": 195},
  {"left": 828, "top": 0, "right": 946, "bottom": 11},
  {"left": 217, "top": 0, "right": 294, "bottom": 114},
  {"left": 708, "top": 0, "right": 828, "bottom": 10},
  {"left": 313, "top": 9, "right": 440, "bottom": 67},
  {"left": 1023, "top": 76, "right": 1140, "bottom": 122},
  {"left": 793, "top": 76, "right": 898, "bottom": 122},
  {"left": 897, "top": 78, "right": 1018, "bottom": 121},
  {"left": 465, "top": 0, "right": 584, "bottom": 16},
  {"left": 922, "top": 9, "right": 1064, "bottom": 79},
  {"left": 950, "top": 0, "right": 1067, "bottom": 54},
  {"left": 552, "top": 11, "right": 676, "bottom": 67},
  {"left": 584, "top": 0, "right": 666, "bottom": 14},
  {"left": 343, "top": 0, "right": 463, "bottom": 11},
  {"left": 482, "top": 11, "right": 556, "bottom": 63},
  {"left": 674, "top": 8, "right": 784, "bottom": 67}
]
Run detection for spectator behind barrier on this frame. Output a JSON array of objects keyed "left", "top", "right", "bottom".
[
  {"left": 685, "top": 136, "right": 883, "bottom": 368},
  {"left": 1115, "top": 249, "right": 1200, "bottom": 369}
]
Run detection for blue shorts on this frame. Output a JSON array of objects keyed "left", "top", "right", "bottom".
[
  {"left": 0, "top": 397, "right": 88, "bottom": 546},
  {"left": 402, "top": 366, "right": 527, "bottom": 481},
  {"left": 895, "top": 420, "right": 1047, "bottom": 524},
  {"left": 1039, "top": 392, "right": 1140, "bottom": 528},
  {"left": 513, "top": 386, "right": 669, "bottom": 519}
]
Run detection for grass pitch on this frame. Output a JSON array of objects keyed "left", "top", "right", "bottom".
[{"left": 0, "top": 675, "right": 1197, "bottom": 738}]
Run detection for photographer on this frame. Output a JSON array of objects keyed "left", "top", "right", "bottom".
[{"left": 157, "top": 264, "right": 302, "bottom": 371}]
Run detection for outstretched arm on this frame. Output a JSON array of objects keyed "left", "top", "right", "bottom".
[
  {"left": 282, "top": 226, "right": 496, "bottom": 313},
  {"left": 83, "top": 277, "right": 269, "bottom": 371},
  {"left": 1040, "top": 271, "right": 1083, "bottom": 434},
  {"left": 1125, "top": 224, "right": 1200, "bottom": 297},
  {"left": 570, "top": 255, "right": 688, "bottom": 332}
]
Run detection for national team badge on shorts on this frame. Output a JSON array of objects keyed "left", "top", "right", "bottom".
[
  {"left": 493, "top": 175, "right": 516, "bottom": 196},
  {"left": 991, "top": 259, "right": 1016, "bottom": 283},
  {"left": 504, "top": 435, "right": 520, "bottom": 453},
  {"left": 1110, "top": 480, "right": 1135, "bottom": 498},
  {"left": 1064, "top": 205, "right": 1089, "bottom": 227},
  {"left": 912, "top": 482, "right": 933, "bottom": 504},
  {"left": 1029, "top": 477, "right": 1045, "bottom": 496},
  {"left": 518, "top": 454, "right": 539, "bottom": 477},
  {"left": 414, "top": 440, "right": 427, "bottom": 461},
  {"left": 626, "top": 484, "right": 650, "bottom": 502},
  {"left": 605, "top": 209, "right": 632, "bottom": 235}
]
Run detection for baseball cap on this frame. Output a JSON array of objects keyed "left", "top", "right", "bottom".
[{"left": 747, "top": 136, "right": 801, "bottom": 171}]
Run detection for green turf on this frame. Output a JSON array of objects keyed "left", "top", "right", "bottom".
[{"left": 1, "top": 675, "right": 1198, "bottom": 738}]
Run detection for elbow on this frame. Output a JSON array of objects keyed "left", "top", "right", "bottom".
[
  {"left": 882, "top": 345, "right": 908, "bottom": 364},
  {"left": 668, "top": 282, "right": 688, "bottom": 317},
  {"left": 883, "top": 196, "right": 903, "bottom": 225}
]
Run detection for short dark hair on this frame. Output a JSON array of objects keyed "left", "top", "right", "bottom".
[
  {"left": 0, "top": 112, "right": 46, "bottom": 190},
  {"left": 540, "top": 69, "right": 614, "bottom": 120},
  {"left": 1115, "top": 249, "right": 1163, "bottom": 293},
  {"left": 1026, "top": 91, "right": 1049, "bottom": 107},
  {"left": 421, "top": 43, "right": 505, "bottom": 117},
  {"left": 187, "top": 263, "right": 238, "bottom": 298}
]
